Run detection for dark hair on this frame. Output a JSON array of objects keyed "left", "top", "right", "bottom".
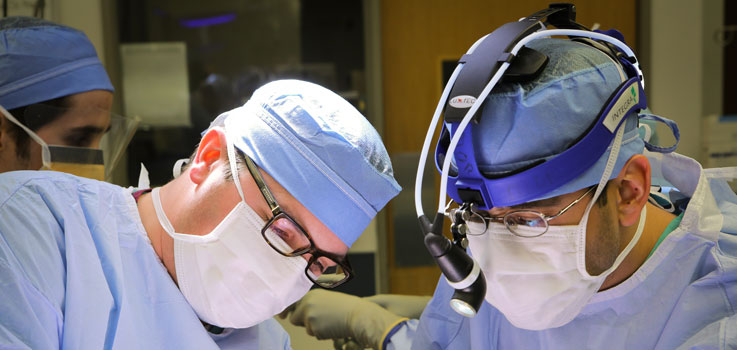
[
  {"left": 596, "top": 182, "right": 610, "bottom": 207},
  {"left": 223, "top": 148, "right": 248, "bottom": 182},
  {"left": 4, "top": 96, "right": 70, "bottom": 160}
]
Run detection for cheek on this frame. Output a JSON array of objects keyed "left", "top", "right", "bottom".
[
  {"left": 26, "top": 141, "right": 44, "bottom": 169},
  {"left": 88, "top": 134, "right": 105, "bottom": 149},
  {"left": 89, "top": 112, "right": 111, "bottom": 148},
  {"left": 584, "top": 205, "right": 621, "bottom": 276},
  {"left": 34, "top": 124, "right": 67, "bottom": 146},
  {"left": 0, "top": 137, "right": 31, "bottom": 171},
  {"left": 182, "top": 184, "right": 242, "bottom": 236}
]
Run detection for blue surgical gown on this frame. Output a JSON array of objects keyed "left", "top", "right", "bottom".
[
  {"left": 387, "top": 152, "right": 737, "bottom": 349},
  {"left": 0, "top": 171, "right": 291, "bottom": 349}
]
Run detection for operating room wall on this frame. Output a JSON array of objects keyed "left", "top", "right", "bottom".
[
  {"left": 48, "top": 0, "right": 106, "bottom": 65},
  {"left": 642, "top": 0, "right": 725, "bottom": 162}
]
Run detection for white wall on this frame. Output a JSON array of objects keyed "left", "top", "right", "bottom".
[
  {"left": 646, "top": 0, "right": 724, "bottom": 161},
  {"left": 4, "top": 1, "right": 105, "bottom": 66},
  {"left": 50, "top": 0, "right": 106, "bottom": 65}
]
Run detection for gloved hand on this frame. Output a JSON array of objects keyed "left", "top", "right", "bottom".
[
  {"left": 279, "top": 289, "right": 404, "bottom": 350},
  {"left": 364, "top": 294, "right": 431, "bottom": 319}
]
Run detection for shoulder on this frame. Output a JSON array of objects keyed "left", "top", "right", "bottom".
[
  {"left": 0, "top": 171, "right": 128, "bottom": 243},
  {"left": 2, "top": 170, "right": 117, "bottom": 199},
  {"left": 0, "top": 171, "right": 126, "bottom": 213},
  {"left": 0, "top": 171, "right": 130, "bottom": 295},
  {"left": 0, "top": 172, "right": 97, "bottom": 319}
]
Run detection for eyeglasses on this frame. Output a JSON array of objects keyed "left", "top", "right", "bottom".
[
  {"left": 448, "top": 186, "right": 596, "bottom": 238},
  {"left": 243, "top": 155, "right": 353, "bottom": 288}
]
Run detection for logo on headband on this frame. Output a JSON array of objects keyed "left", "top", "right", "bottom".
[
  {"left": 603, "top": 82, "right": 639, "bottom": 132},
  {"left": 449, "top": 95, "right": 477, "bottom": 109}
]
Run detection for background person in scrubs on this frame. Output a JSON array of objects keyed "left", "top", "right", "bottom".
[{"left": 0, "top": 17, "right": 114, "bottom": 173}]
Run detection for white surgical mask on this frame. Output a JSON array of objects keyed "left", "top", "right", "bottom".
[
  {"left": 150, "top": 133, "right": 313, "bottom": 328},
  {"left": 468, "top": 202, "right": 645, "bottom": 330}
]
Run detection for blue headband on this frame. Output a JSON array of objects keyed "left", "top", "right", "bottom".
[{"left": 469, "top": 39, "right": 645, "bottom": 202}]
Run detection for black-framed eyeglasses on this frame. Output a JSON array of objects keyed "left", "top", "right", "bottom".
[
  {"left": 447, "top": 186, "right": 596, "bottom": 238},
  {"left": 244, "top": 155, "right": 353, "bottom": 288}
]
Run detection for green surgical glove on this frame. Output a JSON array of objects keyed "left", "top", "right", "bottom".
[{"left": 280, "top": 289, "right": 405, "bottom": 350}]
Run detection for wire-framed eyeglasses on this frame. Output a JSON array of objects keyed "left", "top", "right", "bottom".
[
  {"left": 447, "top": 186, "right": 596, "bottom": 238},
  {"left": 244, "top": 155, "right": 353, "bottom": 288}
]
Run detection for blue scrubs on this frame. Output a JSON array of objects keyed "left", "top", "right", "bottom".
[
  {"left": 387, "top": 153, "right": 737, "bottom": 349},
  {"left": 0, "top": 171, "right": 290, "bottom": 349}
]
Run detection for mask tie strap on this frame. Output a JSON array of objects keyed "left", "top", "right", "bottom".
[
  {"left": 172, "top": 158, "right": 189, "bottom": 178},
  {"left": 0, "top": 105, "right": 51, "bottom": 169},
  {"left": 638, "top": 113, "right": 680, "bottom": 153},
  {"left": 588, "top": 122, "right": 626, "bottom": 212},
  {"left": 151, "top": 187, "right": 177, "bottom": 235},
  {"left": 150, "top": 187, "right": 213, "bottom": 243},
  {"left": 225, "top": 129, "right": 248, "bottom": 203}
]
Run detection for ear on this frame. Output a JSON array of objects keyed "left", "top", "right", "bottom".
[
  {"left": 188, "top": 127, "right": 228, "bottom": 185},
  {"left": 614, "top": 154, "right": 651, "bottom": 227}
]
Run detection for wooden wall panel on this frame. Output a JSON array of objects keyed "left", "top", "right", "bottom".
[{"left": 382, "top": 0, "right": 636, "bottom": 295}]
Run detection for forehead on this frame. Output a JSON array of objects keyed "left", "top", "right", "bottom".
[
  {"left": 485, "top": 189, "right": 585, "bottom": 215},
  {"left": 65, "top": 90, "right": 113, "bottom": 110},
  {"left": 508, "top": 196, "right": 562, "bottom": 210},
  {"left": 42, "top": 91, "right": 113, "bottom": 128}
]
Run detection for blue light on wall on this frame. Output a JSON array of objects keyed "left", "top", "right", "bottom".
[{"left": 180, "top": 13, "right": 237, "bottom": 28}]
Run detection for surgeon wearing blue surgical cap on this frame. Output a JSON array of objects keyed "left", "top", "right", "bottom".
[
  {"left": 0, "top": 16, "right": 114, "bottom": 173},
  {"left": 0, "top": 79, "right": 401, "bottom": 349},
  {"left": 284, "top": 37, "right": 737, "bottom": 350},
  {"left": 404, "top": 37, "right": 737, "bottom": 349}
]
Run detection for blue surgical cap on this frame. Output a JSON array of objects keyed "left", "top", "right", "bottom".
[
  {"left": 472, "top": 38, "right": 645, "bottom": 202},
  {"left": 0, "top": 17, "right": 113, "bottom": 110},
  {"left": 215, "top": 80, "right": 401, "bottom": 247}
]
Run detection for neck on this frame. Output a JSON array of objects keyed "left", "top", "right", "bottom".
[
  {"left": 137, "top": 179, "right": 188, "bottom": 283},
  {"left": 600, "top": 202, "right": 676, "bottom": 290}
]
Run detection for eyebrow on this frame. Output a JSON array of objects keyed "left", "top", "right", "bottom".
[
  {"left": 71, "top": 125, "right": 110, "bottom": 135},
  {"left": 480, "top": 196, "right": 563, "bottom": 217},
  {"left": 506, "top": 196, "right": 562, "bottom": 210},
  {"left": 61, "top": 125, "right": 110, "bottom": 146},
  {"left": 278, "top": 201, "right": 305, "bottom": 229}
]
